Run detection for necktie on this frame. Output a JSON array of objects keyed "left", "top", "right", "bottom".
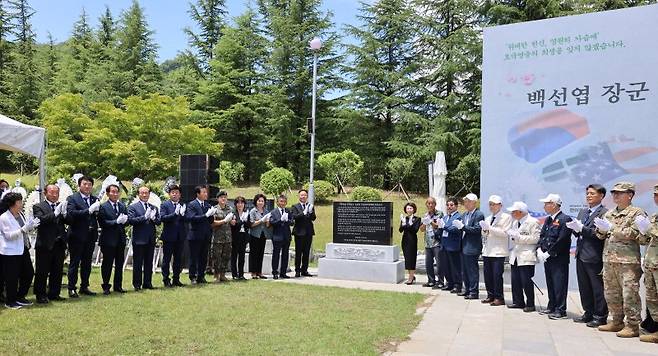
[
  {"left": 490, "top": 215, "right": 496, "bottom": 226},
  {"left": 143, "top": 202, "right": 148, "bottom": 211},
  {"left": 517, "top": 221, "right": 521, "bottom": 229},
  {"left": 51, "top": 203, "right": 56, "bottom": 211},
  {"left": 114, "top": 203, "right": 119, "bottom": 214},
  {"left": 84, "top": 197, "right": 90, "bottom": 206},
  {"left": 545, "top": 216, "right": 553, "bottom": 226}
]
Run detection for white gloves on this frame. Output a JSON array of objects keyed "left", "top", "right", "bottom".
[
  {"left": 452, "top": 220, "right": 464, "bottom": 229},
  {"left": 304, "top": 204, "right": 314, "bottom": 215},
  {"left": 594, "top": 217, "right": 613, "bottom": 232},
  {"left": 117, "top": 214, "right": 128, "bottom": 224},
  {"left": 400, "top": 214, "right": 406, "bottom": 224},
  {"left": 635, "top": 215, "right": 651, "bottom": 234},
  {"left": 174, "top": 204, "right": 181, "bottom": 215},
  {"left": 88, "top": 200, "right": 101, "bottom": 214},
  {"left": 479, "top": 220, "right": 491, "bottom": 230},
  {"left": 205, "top": 206, "right": 217, "bottom": 217},
  {"left": 421, "top": 216, "right": 431, "bottom": 225},
  {"left": 436, "top": 218, "right": 445, "bottom": 229},
  {"left": 145, "top": 206, "right": 153, "bottom": 220},
  {"left": 148, "top": 208, "right": 157, "bottom": 221},
  {"left": 566, "top": 219, "right": 584, "bottom": 233},
  {"left": 22, "top": 217, "right": 40, "bottom": 232},
  {"left": 54, "top": 203, "right": 65, "bottom": 217},
  {"left": 179, "top": 204, "right": 186, "bottom": 216},
  {"left": 223, "top": 212, "right": 234, "bottom": 223},
  {"left": 281, "top": 212, "right": 289, "bottom": 222},
  {"left": 261, "top": 212, "right": 271, "bottom": 223},
  {"left": 537, "top": 249, "right": 550, "bottom": 263},
  {"left": 240, "top": 212, "right": 249, "bottom": 222},
  {"left": 506, "top": 229, "right": 520, "bottom": 241}
]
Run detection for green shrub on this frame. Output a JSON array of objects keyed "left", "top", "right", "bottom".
[
  {"left": 219, "top": 161, "right": 245, "bottom": 187},
  {"left": 386, "top": 158, "right": 414, "bottom": 185},
  {"left": 351, "top": 186, "right": 382, "bottom": 201},
  {"left": 303, "top": 180, "right": 336, "bottom": 203},
  {"left": 260, "top": 167, "right": 295, "bottom": 196},
  {"left": 317, "top": 149, "right": 364, "bottom": 190}
]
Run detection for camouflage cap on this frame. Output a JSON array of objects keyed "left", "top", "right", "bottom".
[{"left": 610, "top": 181, "right": 635, "bottom": 192}]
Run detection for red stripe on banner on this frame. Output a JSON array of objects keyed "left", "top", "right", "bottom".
[
  {"left": 635, "top": 180, "right": 658, "bottom": 195},
  {"left": 613, "top": 147, "right": 658, "bottom": 162},
  {"left": 628, "top": 164, "right": 658, "bottom": 174}
]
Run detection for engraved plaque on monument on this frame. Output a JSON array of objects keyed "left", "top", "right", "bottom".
[{"left": 332, "top": 202, "right": 393, "bottom": 245}]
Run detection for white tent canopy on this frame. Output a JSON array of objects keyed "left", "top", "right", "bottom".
[{"left": 0, "top": 113, "right": 46, "bottom": 192}]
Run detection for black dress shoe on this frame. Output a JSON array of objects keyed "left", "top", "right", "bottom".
[
  {"left": 301, "top": 272, "right": 314, "bottom": 277},
  {"left": 586, "top": 318, "right": 607, "bottom": 328},
  {"left": 36, "top": 297, "right": 49, "bottom": 304},
  {"left": 450, "top": 288, "right": 461, "bottom": 294},
  {"left": 143, "top": 285, "right": 155, "bottom": 290},
  {"left": 481, "top": 298, "right": 494, "bottom": 304},
  {"left": 68, "top": 290, "right": 79, "bottom": 298},
  {"left": 103, "top": 289, "right": 111, "bottom": 295},
  {"left": 280, "top": 274, "right": 291, "bottom": 279},
  {"left": 523, "top": 306, "right": 536, "bottom": 312},
  {"left": 538, "top": 309, "right": 554, "bottom": 315},
  {"left": 259, "top": 275, "right": 267, "bottom": 279},
  {"left": 507, "top": 304, "right": 524, "bottom": 309},
  {"left": 113, "top": 288, "right": 127, "bottom": 294},
  {"left": 197, "top": 278, "right": 208, "bottom": 284},
  {"left": 441, "top": 285, "right": 452, "bottom": 291},
  {"left": 49, "top": 295, "right": 66, "bottom": 301},
  {"left": 273, "top": 275, "right": 279, "bottom": 280},
  {"left": 79, "top": 288, "right": 96, "bottom": 296},
  {"left": 134, "top": 287, "right": 142, "bottom": 292},
  {"left": 574, "top": 314, "right": 593, "bottom": 323},
  {"left": 163, "top": 280, "right": 172, "bottom": 288},
  {"left": 173, "top": 280, "right": 185, "bottom": 287},
  {"left": 423, "top": 282, "right": 435, "bottom": 288},
  {"left": 465, "top": 295, "right": 479, "bottom": 300},
  {"left": 295, "top": 272, "right": 301, "bottom": 277}
]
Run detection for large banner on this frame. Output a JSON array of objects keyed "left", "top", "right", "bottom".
[{"left": 482, "top": 5, "right": 658, "bottom": 218}]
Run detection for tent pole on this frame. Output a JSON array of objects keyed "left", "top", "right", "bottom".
[{"left": 39, "top": 132, "right": 47, "bottom": 201}]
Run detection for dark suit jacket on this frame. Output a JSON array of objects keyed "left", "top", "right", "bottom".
[
  {"left": 185, "top": 199, "right": 213, "bottom": 241},
  {"left": 159, "top": 200, "right": 187, "bottom": 242},
  {"left": 439, "top": 212, "right": 463, "bottom": 252},
  {"left": 128, "top": 201, "right": 161, "bottom": 246},
  {"left": 461, "top": 209, "right": 485, "bottom": 256},
  {"left": 33, "top": 200, "right": 67, "bottom": 250},
  {"left": 269, "top": 207, "right": 293, "bottom": 242},
  {"left": 66, "top": 192, "right": 99, "bottom": 243},
  {"left": 538, "top": 211, "right": 573, "bottom": 263},
  {"left": 574, "top": 205, "right": 607, "bottom": 264},
  {"left": 399, "top": 216, "right": 421, "bottom": 239},
  {"left": 98, "top": 200, "right": 128, "bottom": 247},
  {"left": 291, "top": 203, "right": 316, "bottom": 237}
]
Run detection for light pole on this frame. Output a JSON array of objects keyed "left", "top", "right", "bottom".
[{"left": 308, "top": 37, "right": 322, "bottom": 205}]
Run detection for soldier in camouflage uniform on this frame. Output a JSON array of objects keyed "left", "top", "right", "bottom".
[
  {"left": 211, "top": 191, "right": 234, "bottom": 282},
  {"left": 637, "top": 184, "right": 658, "bottom": 343},
  {"left": 595, "top": 182, "right": 646, "bottom": 338}
]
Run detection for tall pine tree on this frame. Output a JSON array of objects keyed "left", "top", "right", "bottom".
[{"left": 184, "top": 0, "right": 227, "bottom": 75}]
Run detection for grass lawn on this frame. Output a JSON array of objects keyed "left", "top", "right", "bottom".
[{"left": 0, "top": 269, "right": 425, "bottom": 355}]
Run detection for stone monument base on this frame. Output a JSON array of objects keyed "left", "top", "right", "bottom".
[{"left": 318, "top": 243, "right": 405, "bottom": 283}]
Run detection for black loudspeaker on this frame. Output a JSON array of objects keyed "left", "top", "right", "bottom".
[{"left": 179, "top": 155, "right": 220, "bottom": 202}]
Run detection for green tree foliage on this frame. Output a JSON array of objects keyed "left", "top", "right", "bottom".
[
  {"left": 343, "top": 0, "right": 419, "bottom": 189},
  {"left": 39, "top": 93, "right": 222, "bottom": 181},
  {"left": 317, "top": 150, "right": 364, "bottom": 192},
  {"left": 258, "top": 0, "right": 342, "bottom": 180},
  {"left": 8, "top": 0, "right": 39, "bottom": 123},
  {"left": 259, "top": 167, "right": 295, "bottom": 196},
  {"left": 184, "top": 0, "right": 227, "bottom": 74},
  {"left": 351, "top": 186, "right": 382, "bottom": 201},
  {"left": 303, "top": 180, "right": 335, "bottom": 202}
]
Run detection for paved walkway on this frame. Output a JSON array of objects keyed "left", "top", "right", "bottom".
[{"left": 281, "top": 271, "right": 657, "bottom": 356}]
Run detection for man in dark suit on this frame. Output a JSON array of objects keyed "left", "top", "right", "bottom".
[
  {"left": 453, "top": 193, "right": 485, "bottom": 299},
  {"left": 185, "top": 185, "right": 215, "bottom": 284},
  {"left": 128, "top": 186, "right": 160, "bottom": 291},
  {"left": 66, "top": 175, "right": 101, "bottom": 297},
  {"left": 291, "top": 189, "right": 316, "bottom": 277},
  {"left": 32, "top": 184, "right": 67, "bottom": 303},
  {"left": 160, "top": 185, "right": 187, "bottom": 287},
  {"left": 439, "top": 197, "right": 463, "bottom": 293},
  {"left": 98, "top": 184, "right": 129, "bottom": 295},
  {"left": 567, "top": 184, "right": 609, "bottom": 327},
  {"left": 268, "top": 194, "right": 293, "bottom": 279},
  {"left": 537, "top": 193, "right": 573, "bottom": 320}
]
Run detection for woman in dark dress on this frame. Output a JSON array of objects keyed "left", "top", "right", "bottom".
[
  {"left": 230, "top": 196, "right": 249, "bottom": 280},
  {"left": 399, "top": 202, "right": 421, "bottom": 285}
]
